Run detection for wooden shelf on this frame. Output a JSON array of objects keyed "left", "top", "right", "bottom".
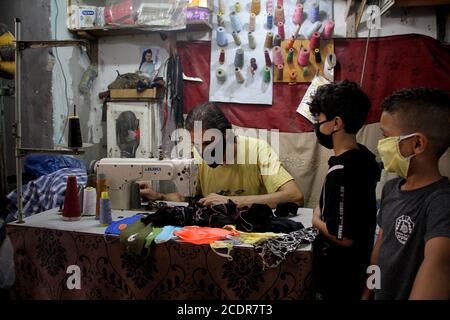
[{"left": 70, "top": 21, "right": 212, "bottom": 39}]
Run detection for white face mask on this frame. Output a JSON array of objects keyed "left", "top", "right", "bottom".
[{"left": 377, "top": 133, "right": 418, "bottom": 178}]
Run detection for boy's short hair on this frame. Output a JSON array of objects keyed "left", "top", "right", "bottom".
[
  {"left": 309, "top": 80, "right": 371, "bottom": 134},
  {"left": 381, "top": 87, "right": 450, "bottom": 157}
]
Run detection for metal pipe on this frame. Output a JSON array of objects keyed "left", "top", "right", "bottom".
[{"left": 14, "top": 18, "right": 24, "bottom": 223}]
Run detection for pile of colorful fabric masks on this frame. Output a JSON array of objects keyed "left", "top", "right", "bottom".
[
  {"left": 140, "top": 201, "right": 304, "bottom": 233},
  {"left": 110, "top": 201, "right": 319, "bottom": 268}
]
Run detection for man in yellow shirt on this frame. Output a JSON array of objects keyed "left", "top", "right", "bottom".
[{"left": 140, "top": 102, "right": 303, "bottom": 208}]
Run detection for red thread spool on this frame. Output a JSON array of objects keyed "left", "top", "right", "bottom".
[
  {"left": 277, "top": 0, "right": 283, "bottom": 6},
  {"left": 323, "top": 20, "right": 335, "bottom": 39},
  {"left": 63, "top": 175, "right": 81, "bottom": 221},
  {"left": 298, "top": 47, "right": 310, "bottom": 66},
  {"left": 309, "top": 32, "right": 321, "bottom": 50},
  {"left": 277, "top": 64, "right": 284, "bottom": 81},
  {"left": 264, "top": 49, "right": 272, "bottom": 67},
  {"left": 219, "top": 49, "right": 225, "bottom": 64},
  {"left": 277, "top": 22, "right": 285, "bottom": 40}
]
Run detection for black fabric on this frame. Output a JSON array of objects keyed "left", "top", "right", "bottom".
[
  {"left": 167, "top": 54, "right": 184, "bottom": 127},
  {"left": 141, "top": 201, "right": 303, "bottom": 233},
  {"left": 313, "top": 144, "right": 380, "bottom": 300}
]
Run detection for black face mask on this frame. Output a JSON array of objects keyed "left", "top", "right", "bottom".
[{"left": 313, "top": 119, "right": 335, "bottom": 149}]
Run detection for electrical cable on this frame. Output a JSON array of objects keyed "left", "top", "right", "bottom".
[
  {"left": 360, "top": 8, "right": 374, "bottom": 87},
  {"left": 54, "top": 0, "right": 71, "bottom": 145}
]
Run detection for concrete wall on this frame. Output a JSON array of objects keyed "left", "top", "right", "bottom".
[{"left": 0, "top": 0, "right": 54, "bottom": 177}]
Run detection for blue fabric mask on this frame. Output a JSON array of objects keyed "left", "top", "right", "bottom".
[{"left": 105, "top": 214, "right": 144, "bottom": 235}]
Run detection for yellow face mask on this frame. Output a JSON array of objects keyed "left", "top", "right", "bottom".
[{"left": 377, "top": 133, "right": 417, "bottom": 178}]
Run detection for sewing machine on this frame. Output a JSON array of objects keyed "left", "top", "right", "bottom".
[{"left": 96, "top": 158, "right": 198, "bottom": 210}]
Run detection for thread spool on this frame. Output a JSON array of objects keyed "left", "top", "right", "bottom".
[
  {"left": 251, "top": 0, "right": 261, "bottom": 15},
  {"left": 96, "top": 173, "right": 107, "bottom": 220},
  {"left": 235, "top": 67, "right": 245, "bottom": 83},
  {"left": 218, "top": 0, "right": 225, "bottom": 14},
  {"left": 262, "top": 66, "right": 271, "bottom": 83},
  {"left": 314, "top": 48, "right": 322, "bottom": 63},
  {"left": 249, "top": 13, "right": 256, "bottom": 32},
  {"left": 219, "top": 48, "right": 225, "bottom": 64},
  {"left": 272, "top": 34, "right": 281, "bottom": 47},
  {"left": 286, "top": 35, "right": 295, "bottom": 50},
  {"left": 264, "top": 49, "right": 272, "bottom": 67},
  {"left": 63, "top": 176, "right": 81, "bottom": 221},
  {"left": 323, "top": 20, "right": 335, "bottom": 39},
  {"left": 309, "top": 32, "right": 321, "bottom": 50},
  {"left": 99, "top": 191, "right": 112, "bottom": 226},
  {"left": 289, "top": 70, "right": 297, "bottom": 81},
  {"left": 277, "top": 22, "right": 285, "bottom": 40},
  {"left": 217, "top": 13, "right": 225, "bottom": 27},
  {"left": 324, "top": 52, "right": 337, "bottom": 80},
  {"left": 250, "top": 58, "right": 258, "bottom": 75},
  {"left": 303, "top": 66, "right": 310, "bottom": 77},
  {"left": 264, "top": 32, "right": 274, "bottom": 49},
  {"left": 277, "top": 0, "right": 283, "bottom": 6},
  {"left": 79, "top": 186, "right": 84, "bottom": 212},
  {"left": 267, "top": 13, "right": 273, "bottom": 29},
  {"left": 305, "top": 21, "right": 321, "bottom": 39},
  {"left": 68, "top": 107, "right": 82, "bottom": 149},
  {"left": 275, "top": 5, "right": 285, "bottom": 24},
  {"left": 82, "top": 187, "right": 96, "bottom": 216},
  {"left": 216, "top": 68, "right": 227, "bottom": 82},
  {"left": 310, "top": 4, "right": 319, "bottom": 23},
  {"left": 234, "top": 48, "right": 244, "bottom": 68},
  {"left": 293, "top": 4, "right": 303, "bottom": 25},
  {"left": 272, "top": 46, "right": 283, "bottom": 65},
  {"left": 230, "top": 11, "right": 242, "bottom": 33},
  {"left": 298, "top": 47, "right": 310, "bottom": 66},
  {"left": 276, "top": 64, "right": 284, "bottom": 81},
  {"left": 248, "top": 32, "right": 257, "bottom": 49},
  {"left": 232, "top": 31, "right": 242, "bottom": 46},
  {"left": 235, "top": 2, "right": 241, "bottom": 12},
  {"left": 129, "top": 183, "right": 141, "bottom": 210},
  {"left": 216, "top": 27, "right": 228, "bottom": 47},
  {"left": 287, "top": 47, "right": 294, "bottom": 64},
  {"left": 266, "top": 0, "right": 273, "bottom": 13}
]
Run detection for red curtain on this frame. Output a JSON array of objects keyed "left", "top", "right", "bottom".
[{"left": 178, "top": 35, "right": 450, "bottom": 133}]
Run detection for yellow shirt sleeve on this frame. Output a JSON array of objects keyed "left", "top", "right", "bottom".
[{"left": 255, "top": 138, "right": 294, "bottom": 194}]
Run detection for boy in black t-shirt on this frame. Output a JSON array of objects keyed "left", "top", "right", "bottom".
[
  {"left": 362, "top": 88, "right": 450, "bottom": 300},
  {"left": 309, "top": 80, "right": 381, "bottom": 300}
]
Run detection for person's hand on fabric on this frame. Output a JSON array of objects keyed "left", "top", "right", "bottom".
[
  {"left": 198, "top": 193, "right": 230, "bottom": 206},
  {"left": 312, "top": 206, "right": 322, "bottom": 229},
  {"left": 138, "top": 181, "right": 162, "bottom": 200}
]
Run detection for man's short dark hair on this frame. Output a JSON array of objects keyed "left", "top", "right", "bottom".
[
  {"left": 381, "top": 87, "right": 450, "bottom": 157},
  {"left": 309, "top": 80, "right": 371, "bottom": 134},
  {"left": 185, "top": 102, "right": 231, "bottom": 135}
]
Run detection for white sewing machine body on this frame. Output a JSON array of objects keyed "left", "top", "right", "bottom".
[{"left": 96, "top": 158, "right": 198, "bottom": 210}]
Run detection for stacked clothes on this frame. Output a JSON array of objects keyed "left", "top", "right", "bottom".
[
  {"left": 111, "top": 201, "right": 319, "bottom": 268},
  {"left": 6, "top": 168, "right": 87, "bottom": 221},
  {"left": 140, "top": 201, "right": 304, "bottom": 233}
]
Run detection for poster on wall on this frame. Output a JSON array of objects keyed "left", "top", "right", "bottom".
[
  {"left": 137, "top": 47, "right": 162, "bottom": 81},
  {"left": 209, "top": 0, "right": 332, "bottom": 105}
]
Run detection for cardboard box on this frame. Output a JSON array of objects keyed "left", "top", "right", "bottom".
[
  {"left": 79, "top": 6, "right": 97, "bottom": 28},
  {"left": 110, "top": 88, "right": 158, "bottom": 100}
]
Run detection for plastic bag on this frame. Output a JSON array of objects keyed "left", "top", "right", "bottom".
[{"left": 24, "top": 154, "right": 86, "bottom": 178}]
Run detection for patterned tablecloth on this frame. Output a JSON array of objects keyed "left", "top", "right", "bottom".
[{"left": 7, "top": 208, "right": 313, "bottom": 300}]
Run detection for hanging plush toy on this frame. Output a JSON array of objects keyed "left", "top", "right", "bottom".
[{"left": 0, "top": 23, "right": 15, "bottom": 79}]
